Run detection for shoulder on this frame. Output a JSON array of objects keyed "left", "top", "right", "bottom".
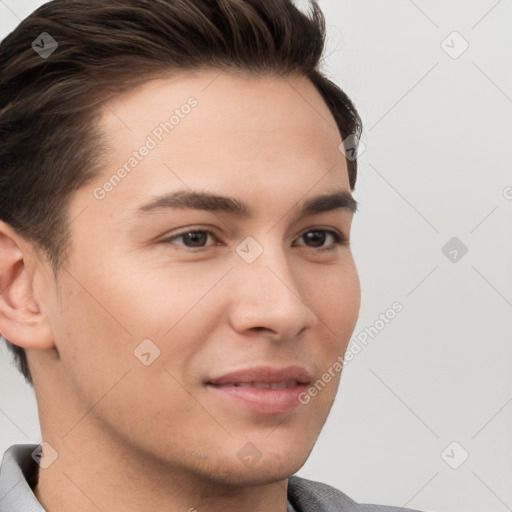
[{"left": 287, "top": 475, "right": 426, "bottom": 512}]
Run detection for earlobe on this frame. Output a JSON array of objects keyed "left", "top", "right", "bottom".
[{"left": 0, "top": 221, "right": 55, "bottom": 350}]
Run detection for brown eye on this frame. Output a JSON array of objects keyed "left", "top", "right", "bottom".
[
  {"left": 295, "top": 229, "right": 346, "bottom": 250},
  {"left": 163, "top": 230, "right": 217, "bottom": 249},
  {"left": 161, "top": 227, "right": 347, "bottom": 252}
]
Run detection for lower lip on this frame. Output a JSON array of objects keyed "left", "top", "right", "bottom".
[{"left": 206, "top": 383, "right": 309, "bottom": 414}]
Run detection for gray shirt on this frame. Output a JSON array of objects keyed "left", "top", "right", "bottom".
[{"left": 0, "top": 444, "right": 425, "bottom": 512}]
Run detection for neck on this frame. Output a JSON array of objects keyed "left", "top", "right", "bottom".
[{"left": 33, "top": 429, "right": 290, "bottom": 512}]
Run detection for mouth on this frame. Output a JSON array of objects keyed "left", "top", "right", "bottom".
[
  {"left": 206, "top": 382, "right": 309, "bottom": 414},
  {"left": 206, "top": 364, "right": 312, "bottom": 387},
  {"left": 211, "top": 380, "right": 303, "bottom": 389}
]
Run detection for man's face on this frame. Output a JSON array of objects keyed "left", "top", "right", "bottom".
[{"left": 34, "top": 71, "right": 360, "bottom": 485}]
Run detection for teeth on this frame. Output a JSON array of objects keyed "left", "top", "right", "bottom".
[{"left": 223, "top": 380, "right": 298, "bottom": 389}]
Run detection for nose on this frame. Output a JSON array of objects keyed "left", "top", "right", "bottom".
[{"left": 228, "top": 240, "right": 318, "bottom": 341}]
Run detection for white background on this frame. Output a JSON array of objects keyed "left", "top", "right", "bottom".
[{"left": 1, "top": 1, "right": 511, "bottom": 511}]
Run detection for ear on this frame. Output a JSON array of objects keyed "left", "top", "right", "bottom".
[{"left": 0, "top": 220, "right": 55, "bottom": 350}]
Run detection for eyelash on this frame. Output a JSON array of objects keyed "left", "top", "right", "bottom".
[{"left": 161, "top": 227, "right": 348, "bottom": 252}]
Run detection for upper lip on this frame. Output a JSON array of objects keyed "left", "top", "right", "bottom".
[{"left": 206, "top": 365, "right": 312, "bottom": 385}]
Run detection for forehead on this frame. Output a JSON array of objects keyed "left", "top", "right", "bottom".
[
  {"left": 88, "top": 70, "right": 351, "bottom": 218},
  {"left": 97, "top": 70, "right": 343, "bottom": 162}
]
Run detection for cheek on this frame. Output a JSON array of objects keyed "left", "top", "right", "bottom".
[
  {"left": 51, "top": 272, "right": 205, "bottom": 443},
  {"left": 51, "top": 263, "right": 145, "bottom": 405},
  {"left": 306, "top": 255, "right": 361, "bottom": 341},
  {"left": 53, "top": 256, "right": 208, "bottom": 394},
  {"left": 333, "top": 271, "right": 361, "bottom": 338},
  {"left": 288, "top": 257, "right": 360, "bottom": 409}
]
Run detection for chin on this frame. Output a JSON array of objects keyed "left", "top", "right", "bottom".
[
  {"left": 204, "top": 441, "right": 311, "bottom": 488},
  {"left": 209, "top": 459, "right": 306, "bottom": 488}
]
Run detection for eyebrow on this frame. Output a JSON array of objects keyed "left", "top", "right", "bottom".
[{"left": 133, "top": 189, "right": 358, "bottom": 218}]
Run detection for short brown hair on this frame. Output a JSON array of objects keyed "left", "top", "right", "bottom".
[{"left": 0, "top": 0, "right": 362, "bottom": 386}]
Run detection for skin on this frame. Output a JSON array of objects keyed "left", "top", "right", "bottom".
[{"left": 0, "top": 70, "right": 361, "bottom": 512}]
